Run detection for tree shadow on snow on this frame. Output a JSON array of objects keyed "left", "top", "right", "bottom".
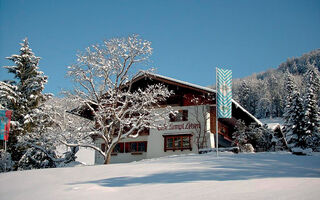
[{"left": 68, "top": 153, "right": 320, "bottom": 187}]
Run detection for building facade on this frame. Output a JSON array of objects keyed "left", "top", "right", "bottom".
[{"left": 94, "top": 72, "right": 261, "bottom": 164}]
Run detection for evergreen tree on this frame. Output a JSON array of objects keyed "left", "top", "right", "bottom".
[
  {"left": 237, "top": 80, "right": 261, "bottom": 116},
  {"left": 0, "top": 38, "right": 48, "bottom": 162},
  {"left": 283, "top": 71, "right": 304, "bottom": 149},
  {"left": 232, "top": 120, "right": 248, "bottom": 150},
  {"left": 268, "top": 75, "right": 283, "bottom": 117},
  {"left": 248, "top": 124, "right": 274, "bottom": 152},
  {"left": 283, "top": 71, "right": 296, "bottom": 134},
  {"left": 237, "top": 80, "right": 251, "bottom": 112},
  {"left": 301, "top": 66, "right": 320, "bottom": 149}
]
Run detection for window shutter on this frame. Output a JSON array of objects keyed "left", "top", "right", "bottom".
[
  {"left": 125, "top": 142, "right": 130, "bottom": 153},
  {"left": 119, "top": 143, "right": 124, "bottom": 153}
]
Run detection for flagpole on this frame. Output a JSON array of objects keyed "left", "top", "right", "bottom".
[
  {"left": 4, "top": 140, "right": 6, "bottom": 172},
  {"left": 215, "top": 67, "right": 219, "bottom": 157}
]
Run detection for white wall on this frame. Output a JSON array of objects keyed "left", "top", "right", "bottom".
[{"left": 94, "top": 105, "right": 214, "bottom": 164}]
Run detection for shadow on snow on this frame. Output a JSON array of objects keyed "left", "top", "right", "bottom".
[{"left": 69, "top": 153, "right": 320, "bottom": 187}]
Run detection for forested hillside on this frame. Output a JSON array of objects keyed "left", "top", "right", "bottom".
[{"left": 232, "top": 49, "right": 320, "bottom": 119}]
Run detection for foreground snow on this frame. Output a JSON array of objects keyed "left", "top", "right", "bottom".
[{"left": 1, "top": 152, "right": 320, "bottom": 200}]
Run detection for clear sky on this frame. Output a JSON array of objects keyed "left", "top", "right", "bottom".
[{"left": 0, "top": 0, "right": 320, "bottom": 95}]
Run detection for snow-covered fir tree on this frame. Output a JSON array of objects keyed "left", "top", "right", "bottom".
[
  {"left": 0, "top": 81, "right": 17, "bottom": 110},
  {"left": 283, "top": 71, "right": 296, "bottom": 133},
  {"left": 288, "top": 92, "right": 305, "bottom": 149},
  {"left": 300, "top": 65, "right": 320, "bottom": 150},
  {"left": 232, "top": 48, "right": 320, "bottom": 119},
  {"left": 0, "top": 38, "right": 48, "bottom": 163},
  {"left": 268, "top": 75, "right": 283, "bottom": 117},
  {"left": 237, "top": 81, "right": 251, "bottom": 112},
  {"left": 283, "top": 71, "right": 305, "bottom": 149}
]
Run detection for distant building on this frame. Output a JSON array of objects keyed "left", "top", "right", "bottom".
[{"left": 90, "top": 72, "right": 262, "bottom": 164}]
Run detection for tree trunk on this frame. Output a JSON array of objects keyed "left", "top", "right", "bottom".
[
  {"left": 104, "top": 143, "right": 116, "bottom": 164},
  {"left": 104, "top": 153, "right": 111, "bottom": 164}
]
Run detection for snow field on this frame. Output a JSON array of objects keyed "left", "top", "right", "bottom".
[{"left": 0, "top": 152, "right": 320, "bottom": 200}]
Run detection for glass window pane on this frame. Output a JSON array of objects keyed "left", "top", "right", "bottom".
[
  {"left": 113, "top": 144, "right": 120, "bottom": 152},
  {"left": 175, "top": 137, "right": 182, "bottom": 148},
  {"left": 138, "top": 142, "right": 145, "bottom": 152},
  {"left": 131, "top": 143, "right": 137, "bottom": 152},
  {"left": 167, "top": 138, "right": 173, "bottom": 148},
  {"left": 183, "top": 137, "right": 190, "bottom": 148}
]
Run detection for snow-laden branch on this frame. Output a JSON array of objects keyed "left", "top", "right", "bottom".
[{"left": 64, "top": 35, "right": 173, "bottom": 164}]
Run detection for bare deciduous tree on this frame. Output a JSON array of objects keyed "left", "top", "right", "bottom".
[{"left": 64, "top": 35, "right": 173, "bottom": 164}]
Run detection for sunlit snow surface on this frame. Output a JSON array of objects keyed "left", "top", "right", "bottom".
[{"left": 1, "top": 152, "right": 320, "bottom": 200}]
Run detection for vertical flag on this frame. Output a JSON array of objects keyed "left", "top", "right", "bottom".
[
  {"left": 0, "top": 110, "right": 12, "bottom": 141},
  {"left": 216, "top": 68, "right": 232, "bottom": 118}
]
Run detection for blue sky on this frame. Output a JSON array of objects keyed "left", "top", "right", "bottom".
[{"left": 0, "top": 0, "right": 319, "bottom": 95}]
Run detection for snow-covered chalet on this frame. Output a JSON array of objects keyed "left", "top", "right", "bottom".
[{"left": 78, "top": 72, "right": 262, "bottom": 164}]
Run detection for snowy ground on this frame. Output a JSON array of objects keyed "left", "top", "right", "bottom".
[{"left": 1, "top": 152, "right": 320, "bottom": 200}]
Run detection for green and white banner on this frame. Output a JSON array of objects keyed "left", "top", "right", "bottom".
[{"left": 216, "top": 68, "right": 232, "bottom": 118}]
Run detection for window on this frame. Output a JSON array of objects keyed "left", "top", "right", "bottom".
[
  {"left": 101, "top": 141, "right": 147, "bottom": 154},
  {"left": 101, "top": 143, "right": 124, "bottom": 153},
  {"left": 169, "top": 110, "right": 188, "bottom": 122},
  {"left": 113, "top": 143, "right": 124, "bottom": 153},
  {"left": 125, "top": 141, "right": 147, "bottom": 153},
  {"left": 163, "top": 135, "right": 192, "bottom": 151}
]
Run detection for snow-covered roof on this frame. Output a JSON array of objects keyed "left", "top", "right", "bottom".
[
  {"left": 259, "top": 117, "right": 284, "bottom": 130},
  {"left": 134, "top": 71, "right": 262, "bottom": 126},
  {"left": 134, "top": 71, "right": 218, "bottom": 94},
  {"left": 232, "top": 100, "right": 262, "bottom": 126}
]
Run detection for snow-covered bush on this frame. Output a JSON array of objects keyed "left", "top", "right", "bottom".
[
  {"left": 232, "top": 120, "right": 279, "bottom": 152},
  {"left": 232, "top": 120, "right": 248, "bottom": 151},
  {"left": 17, "top": 147, "right": 57, "bottom": 170},
  {"left": 248, "top": 124, "right": 279, "bottom": 152},
  {"left": 14, "top": 96, "right": 89, "bottom": 170},
  {"left": 0, "top": 150, "right": 13, "bottom": 172},
  {"left": 232, "top": 120, "right": 258, "bottom": 152},
  {"left": 241, "top": 144, "right": 255, "bottom": 153}
]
